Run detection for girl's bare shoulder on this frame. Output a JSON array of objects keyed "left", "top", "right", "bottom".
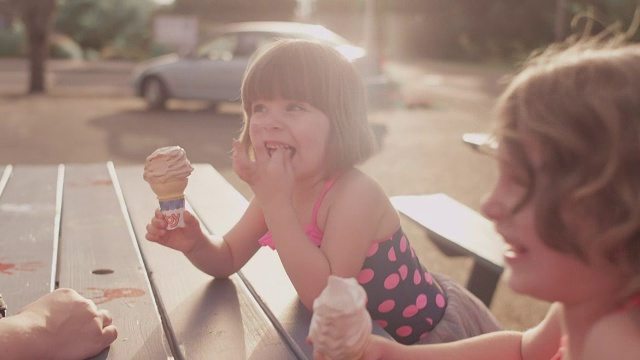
[
  {"left": 582, "top": 310, "right": 640, "bottom": 360},
  {"left": 331, "top": 168, "right": 387, "bottom": 198}
]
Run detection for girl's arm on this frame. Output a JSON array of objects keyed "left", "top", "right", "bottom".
[
  {"left": 146, "top": 198, "right": 266, "bottom": 278},
  {"left": 270, "top": 172, "right": 391, "bottom": 309},
  {"left": 360, "top": 331, "right": 523, "bottom": 360},
  {"left": 520, "top": 302, "right": 564, "bottom": 360},
  {"left": 349, "top": 303, "right": 563, "bottom": 360},
  {"left": 183, "top": 198, "right": 265, "bottom": 277}
]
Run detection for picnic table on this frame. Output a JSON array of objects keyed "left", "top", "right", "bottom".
[{"left": 0, "top": 162, "right": 389, "bottom": 360}]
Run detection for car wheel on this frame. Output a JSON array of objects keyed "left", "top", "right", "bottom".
[{"left": 142, "top": 77, "right": 168, "bottom": 110}]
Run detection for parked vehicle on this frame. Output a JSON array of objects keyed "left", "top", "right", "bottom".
[{"left": 131, "top": 21, "right": 397, "bottom": 110}]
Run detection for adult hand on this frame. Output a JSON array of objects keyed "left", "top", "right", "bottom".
[
  {"left": 145, "top": 208, "right": 205, "bottom": 253},
  {"left": 13, "top": 288, "right": 117, "bottom": 360}
]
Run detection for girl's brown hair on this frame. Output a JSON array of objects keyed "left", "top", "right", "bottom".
[
  {"left": 493, "top": 41, "right": 640, "bottom": 298},
  {"left": 237, "top": 39, "right": 376, "bottom": 173}
]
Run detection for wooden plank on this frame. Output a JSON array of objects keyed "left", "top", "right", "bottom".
[
  {"left": 57, "top": 163, "right": 172, "bottom": 359},
  {"left": 391, "top": 193, "right": 505, "bottom": 306},
  {"left": 186, "top": 164, "right": 393, "bottom": 359},
  {"left": 115, "top": 163, "right": 298, "bottom": 360},
  {"left": 0, "top": 165, "right": 59, "bottom": 313}
]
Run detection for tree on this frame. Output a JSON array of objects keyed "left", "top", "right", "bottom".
[{"left": 2, "top": 0, "right": 57, "bottom": 93}]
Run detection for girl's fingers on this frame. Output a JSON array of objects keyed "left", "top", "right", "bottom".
[{"left": 145, "top": 222, "right": 166, "bottom": 242}]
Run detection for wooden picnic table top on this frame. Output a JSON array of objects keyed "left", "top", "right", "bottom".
[{"left": 0, "top": 162, "right": 312, "bottom": 359}]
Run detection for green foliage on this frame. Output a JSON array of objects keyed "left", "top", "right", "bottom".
[
  {"left": 0, "top": 22, "right": 25, "bottom": 57},
  {"left": 55, "top": 0, "right": 155, "bottom": 59},
  {"left": 50, "top": 32, "right": 83, "bottom": 59},
  {"left": 0, "top": 21, "right": 82, "bottom": 59}
]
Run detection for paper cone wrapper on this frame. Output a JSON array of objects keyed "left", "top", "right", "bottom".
[
  {"left": 149, "top": 179, "right": 188, "bottom": 230},
  {"left": 158, "top": 197, "right": 185, "bottom": 230}
]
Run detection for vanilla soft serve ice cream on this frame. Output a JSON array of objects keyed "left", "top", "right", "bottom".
[
  {"left": 308, "top": 275, "right": 372, "bottom": 360},
  {"left": 143, "top": 146, "right": 193, "bottom": 230}
]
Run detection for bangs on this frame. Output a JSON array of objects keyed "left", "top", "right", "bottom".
[{"left": 242, "top": 40, "right": 339, "bottom": 115}]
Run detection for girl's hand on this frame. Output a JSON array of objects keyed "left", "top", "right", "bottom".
[
  {"left": 145, "top": 209, "right": 205, "bottom": 253},
  {"left": 232, "top": 139, "right": 294, "bottom": 209},
  {"left": 309, "top": 335, "right": 389, "bottom": 360}
]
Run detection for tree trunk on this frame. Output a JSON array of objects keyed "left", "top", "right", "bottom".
[{"left": 17, "top": 0, "right": 57, "bottom": 94}]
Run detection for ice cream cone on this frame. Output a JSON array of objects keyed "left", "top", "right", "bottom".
[
  {"left": 149, "top": 179, "right": 189, "bottom": 201},
  {"left": 308, "top": 276, "right": 372, "bottom": 360},
  {"left": 144, "top": 146, "right": 193, "bottom": 230}
]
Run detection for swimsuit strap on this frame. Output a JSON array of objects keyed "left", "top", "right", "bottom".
[
  {"left": 310, "top": 174, "right": 340, "bottom": 231},
  {"left": 620, "top": 294, "right": 640, "bottom": 312}
]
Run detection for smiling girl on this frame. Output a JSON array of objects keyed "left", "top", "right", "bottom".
[
  {"left": 145, "top": 38, "right": 500, "bottom": 345},
  {"left": 347, "top": 40, "right": 640, "bottom": 359}
]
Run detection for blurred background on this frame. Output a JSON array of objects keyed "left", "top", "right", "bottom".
[
  {"left": 0, "top": 1, "right": 638, "bottom": 78},
  {"left": 0, "top": 0, "right": 638, "bottom": 333}
]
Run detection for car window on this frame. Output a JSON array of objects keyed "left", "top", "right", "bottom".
[
  {"left": 235, "top": 32, "right": 281, "bottom": 58},
  {"left": 196, "top": 34, "right": 238, "bottom": 61}
]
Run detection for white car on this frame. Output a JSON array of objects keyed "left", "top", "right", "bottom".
[{"left": 131, "top": 21, "right": 396, "bottom": 110}]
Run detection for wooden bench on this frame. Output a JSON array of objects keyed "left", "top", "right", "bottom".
[{"left": 390, "top": 193, "right": 505, "bottom": 307}]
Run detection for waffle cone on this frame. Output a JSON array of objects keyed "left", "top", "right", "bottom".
[{"left": 149, "top": 179, "right": 188, "bottom": 201}]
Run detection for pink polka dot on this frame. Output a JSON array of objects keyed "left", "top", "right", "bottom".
[
  {"left": 424, "top": 272, "right": 433, "bottom": 284},
  {"left": 402, "top": 304, "right": 418, "bottom": 318},
  {"left": 384, "top": 273, "right": 400, "bottom": 290},
  {"left": 420, "top": 332, "right": 430, "bottom": 339},
  {"left": 411, "top": 248, "right": 416, "bottom": 258},
  {"left": 426, "top": 318, "right": 433, "bottom": 325},
  {"left": 398, "top": 265, "right": 408, "bottom": 280},
  {"left": 378, "top": 299, "right": 395, "bottom": 313},
  {"left": 400, "top": 236, "right": 407, "bottom": 252},
  {"left": 358, "top": 269, "right": 374, "bottom": 284},
  {"left": 366, "top": 242, "right": 379, "bottom": 257},
  {"left": 396, "top": 326, "right": 413, "bottom": 337},
  {"left": 375, "top": 319, "right": 388, "bottom": 328},
  {"left": 413, "top": 270, "right": 422, "bottom": 285},
  {"left": 416, "top": 294, "right": 427, "bottom": 309},
  {"left": 388, "top": 247, "right": 397, "bottom": 261},
  {"left": 436, "top": 294, "right": 446, "bottom": 308}
]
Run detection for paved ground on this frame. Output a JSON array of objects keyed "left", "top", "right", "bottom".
[{"left": 0, "top": 57, "right": 549, "bottom": 331}]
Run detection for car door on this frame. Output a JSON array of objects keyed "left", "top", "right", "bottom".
[
  {"left": 159, "top": 31, "right": 281, "bottom": 102},
  {"left": 159, "top": 33, "right": 241, "bottom": 101}
]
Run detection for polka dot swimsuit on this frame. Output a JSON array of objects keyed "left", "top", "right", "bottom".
[
  {"left": 358, "top": 228, "right": 447, "bottom": 344},
  {"left": 258, "top": 175, "right": 448, "bottom": 345}
]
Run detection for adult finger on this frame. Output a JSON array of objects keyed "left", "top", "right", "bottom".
[
  {"left": 101, "top": 324, "right": 119, "bottom": 346},
  {"left": 99, "top": 309, "right": 113, "bottom": 327}
]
